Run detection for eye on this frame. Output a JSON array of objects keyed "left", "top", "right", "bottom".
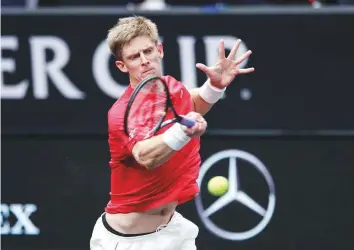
[{"left": 131, "top": 54, "right": 139, "bottom": 60}]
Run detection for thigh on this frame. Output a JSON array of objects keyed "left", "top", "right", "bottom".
[
  {"left": 167, "top": 212, "right": 199, "bottom": 250},
  {"left": 178, "top": 239, "right": 197, "bottom": 250}
]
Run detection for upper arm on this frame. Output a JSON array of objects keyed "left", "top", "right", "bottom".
[
  {"left": 131, "top": 134, "right": 176, "bottom": 169},
  {"left": 110, "top": 128, "right": 151, "bottom": 170},
  {"left": 110, "top": 126, "right": 151, "bottom": 168},
  {"left": 108, "top": 117, "right": 138, "bottom": 159},
  {"left": 109, "top": 110, "right": 173, "bottom": 169}
]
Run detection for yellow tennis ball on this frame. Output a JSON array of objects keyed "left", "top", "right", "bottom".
[{"left": 207, "top": 176, "right": 229, "bottom": 196}]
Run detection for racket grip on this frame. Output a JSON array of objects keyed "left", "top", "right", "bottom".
[{"left": 180, "top": 117, "right": 196, "bottom": 128}]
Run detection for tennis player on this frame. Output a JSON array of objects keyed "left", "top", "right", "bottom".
[{"left": 90, "top": 16, "right": 254, "bottom": 250}]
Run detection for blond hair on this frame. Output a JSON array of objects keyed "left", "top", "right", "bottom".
[{"left": 107, "top": 16, "right": 159, "bottom": 60}]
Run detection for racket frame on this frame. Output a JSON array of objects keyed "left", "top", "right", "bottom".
[{"left": 124, "top": 75, "right": 177, "bottom": 137}]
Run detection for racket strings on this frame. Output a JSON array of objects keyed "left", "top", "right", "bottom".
[{"left": 127, "top": 80, "right": 167, "bottom": 140}]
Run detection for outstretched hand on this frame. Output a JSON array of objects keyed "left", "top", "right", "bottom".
[{"left": 196, "top": 39, "right": 255, "bottom": 89}]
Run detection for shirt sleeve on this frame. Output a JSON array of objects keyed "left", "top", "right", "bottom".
[
  {"left": 108, "top": 118, "right": 138, "bottom": 158},
  {"left": 120, "top": 130, "right": 137, "bottom": 154}
]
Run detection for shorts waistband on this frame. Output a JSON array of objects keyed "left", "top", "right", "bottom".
[{"left": 101, "top": 213, "right": 155, "bottom": 237}]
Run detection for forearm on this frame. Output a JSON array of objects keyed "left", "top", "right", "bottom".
[
  {"left": 132, "top": 123, "right": 191, "bottom": 169},
  {"left": 132, "top": 134, "right": 175, "bottom": 169},
  {"left": 190, "top": 80, "right": 226, "bottom": 116},
  {"left": 189, "top": 88, "right": 213, "bottom": 116}
]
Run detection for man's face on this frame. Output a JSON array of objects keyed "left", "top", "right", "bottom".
[{"left": 116, "top": 36, "right": 164, "bottom": 85}]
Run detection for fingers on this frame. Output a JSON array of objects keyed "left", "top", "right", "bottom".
[
  {"left": 237, "top": 67, "right": 255, "bottom": 74},
  {"left": 196, "top": 63, "right": 207, "bottom": 71},
  {"left": 194, "top": 120, "right": 207, "bottom": 136},
  {"left": 227, "top": 39, "right": 253, "bottom": 70},
  {"left": 183, "top": 121, "right": 206, "bottom": 137},
  {"left": 234, "top": 50, "right": 252, "bottom": 65},
  {"left": 183, "top": 111, "right": 201, "bottom": 120},
  {"left": 195, "top": 115, "right": 205, "bottom": 123},
  {"left": 181, "top": 112, "right": 207, "bottom": 137},
  {"left": 227, "top": 39, "right": 242, "bottom": 60},
  {"left": 196, "top": 63, "right": 211, "bottom": 75},
  {"left": 219, "top": 39, "right": 226, "bottom": 59},
  {"left": 233, "top": 50, "right": 254, "bottom": 74}
]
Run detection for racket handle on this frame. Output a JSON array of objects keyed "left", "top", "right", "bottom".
[{"left": 180, "top": 116, "right": 196, "bottom": 128}]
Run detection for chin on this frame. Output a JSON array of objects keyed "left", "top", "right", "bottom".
[
  {"left": 141, "top": 71, "right": 160, "bottom": 79},
  {"left": 152, "top": 70, "right": 162, "bottom": 77}
]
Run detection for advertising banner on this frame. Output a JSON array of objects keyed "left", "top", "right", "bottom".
[{"left": 2, "top": 12, "right": 354, "bottom": 135}]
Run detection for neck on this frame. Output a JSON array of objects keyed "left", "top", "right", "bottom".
[{"left": 129, "top": 76, "right": 140, "bottom": 89}]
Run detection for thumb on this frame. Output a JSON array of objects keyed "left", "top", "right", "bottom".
[{"left": 196, "top": 63, "right": 210, "bottom": 74}]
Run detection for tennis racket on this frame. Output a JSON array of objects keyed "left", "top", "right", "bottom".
[{"left": 124, "top": 75, "right": 196, "bottom": 141}]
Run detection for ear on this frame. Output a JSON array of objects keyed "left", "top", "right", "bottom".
[
  {"left": 157, "top": 42, "right": 164, "bottom": 59},
  {"left": 115, "top": 60, "right": 128, "bottom": 73}
]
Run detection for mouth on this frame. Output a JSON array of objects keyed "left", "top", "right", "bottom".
[{"left": 142, "top": 69, "right": 155, "bottom": 77}]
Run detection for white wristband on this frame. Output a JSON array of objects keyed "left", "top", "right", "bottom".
[
  {"left": 199, "top": 80, "right": 226, "bottom": 104},
  {"left": 163, "top": 123, "right": 191, "bottom": 151}
]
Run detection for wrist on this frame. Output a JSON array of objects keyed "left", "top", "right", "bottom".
[
  {"left": 163, "top": 123, "right": 191, "bottom": 151},
  {"left": 199, "top": 79, "right": 226, "bottom": 104}
]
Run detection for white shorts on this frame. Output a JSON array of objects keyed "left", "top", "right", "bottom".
[{"left": 90, "top": 211, "right": 199, "bottom": 250}]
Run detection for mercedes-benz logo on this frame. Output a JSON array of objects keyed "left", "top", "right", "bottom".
[{"left": 195, "top": 149, "right": 276, "bottom": 241}]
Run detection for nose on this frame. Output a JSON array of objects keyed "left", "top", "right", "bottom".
[{"left": 140, "top": 52, "right": 149, "bottom": 66}]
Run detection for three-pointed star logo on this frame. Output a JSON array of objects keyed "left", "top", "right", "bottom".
[{"left": 195, "top": 149, "right": 276, "bottom": 241}]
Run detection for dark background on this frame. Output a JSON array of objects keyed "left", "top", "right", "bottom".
[
  {"left": 1, "top": 6, "right": 354, "bottom": 250},
  {"left": 2, "top": 13, "right": 354, "bottom": 134},
  {"left": 2, "top": 135, "right": 354, "bottom": 249}
]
